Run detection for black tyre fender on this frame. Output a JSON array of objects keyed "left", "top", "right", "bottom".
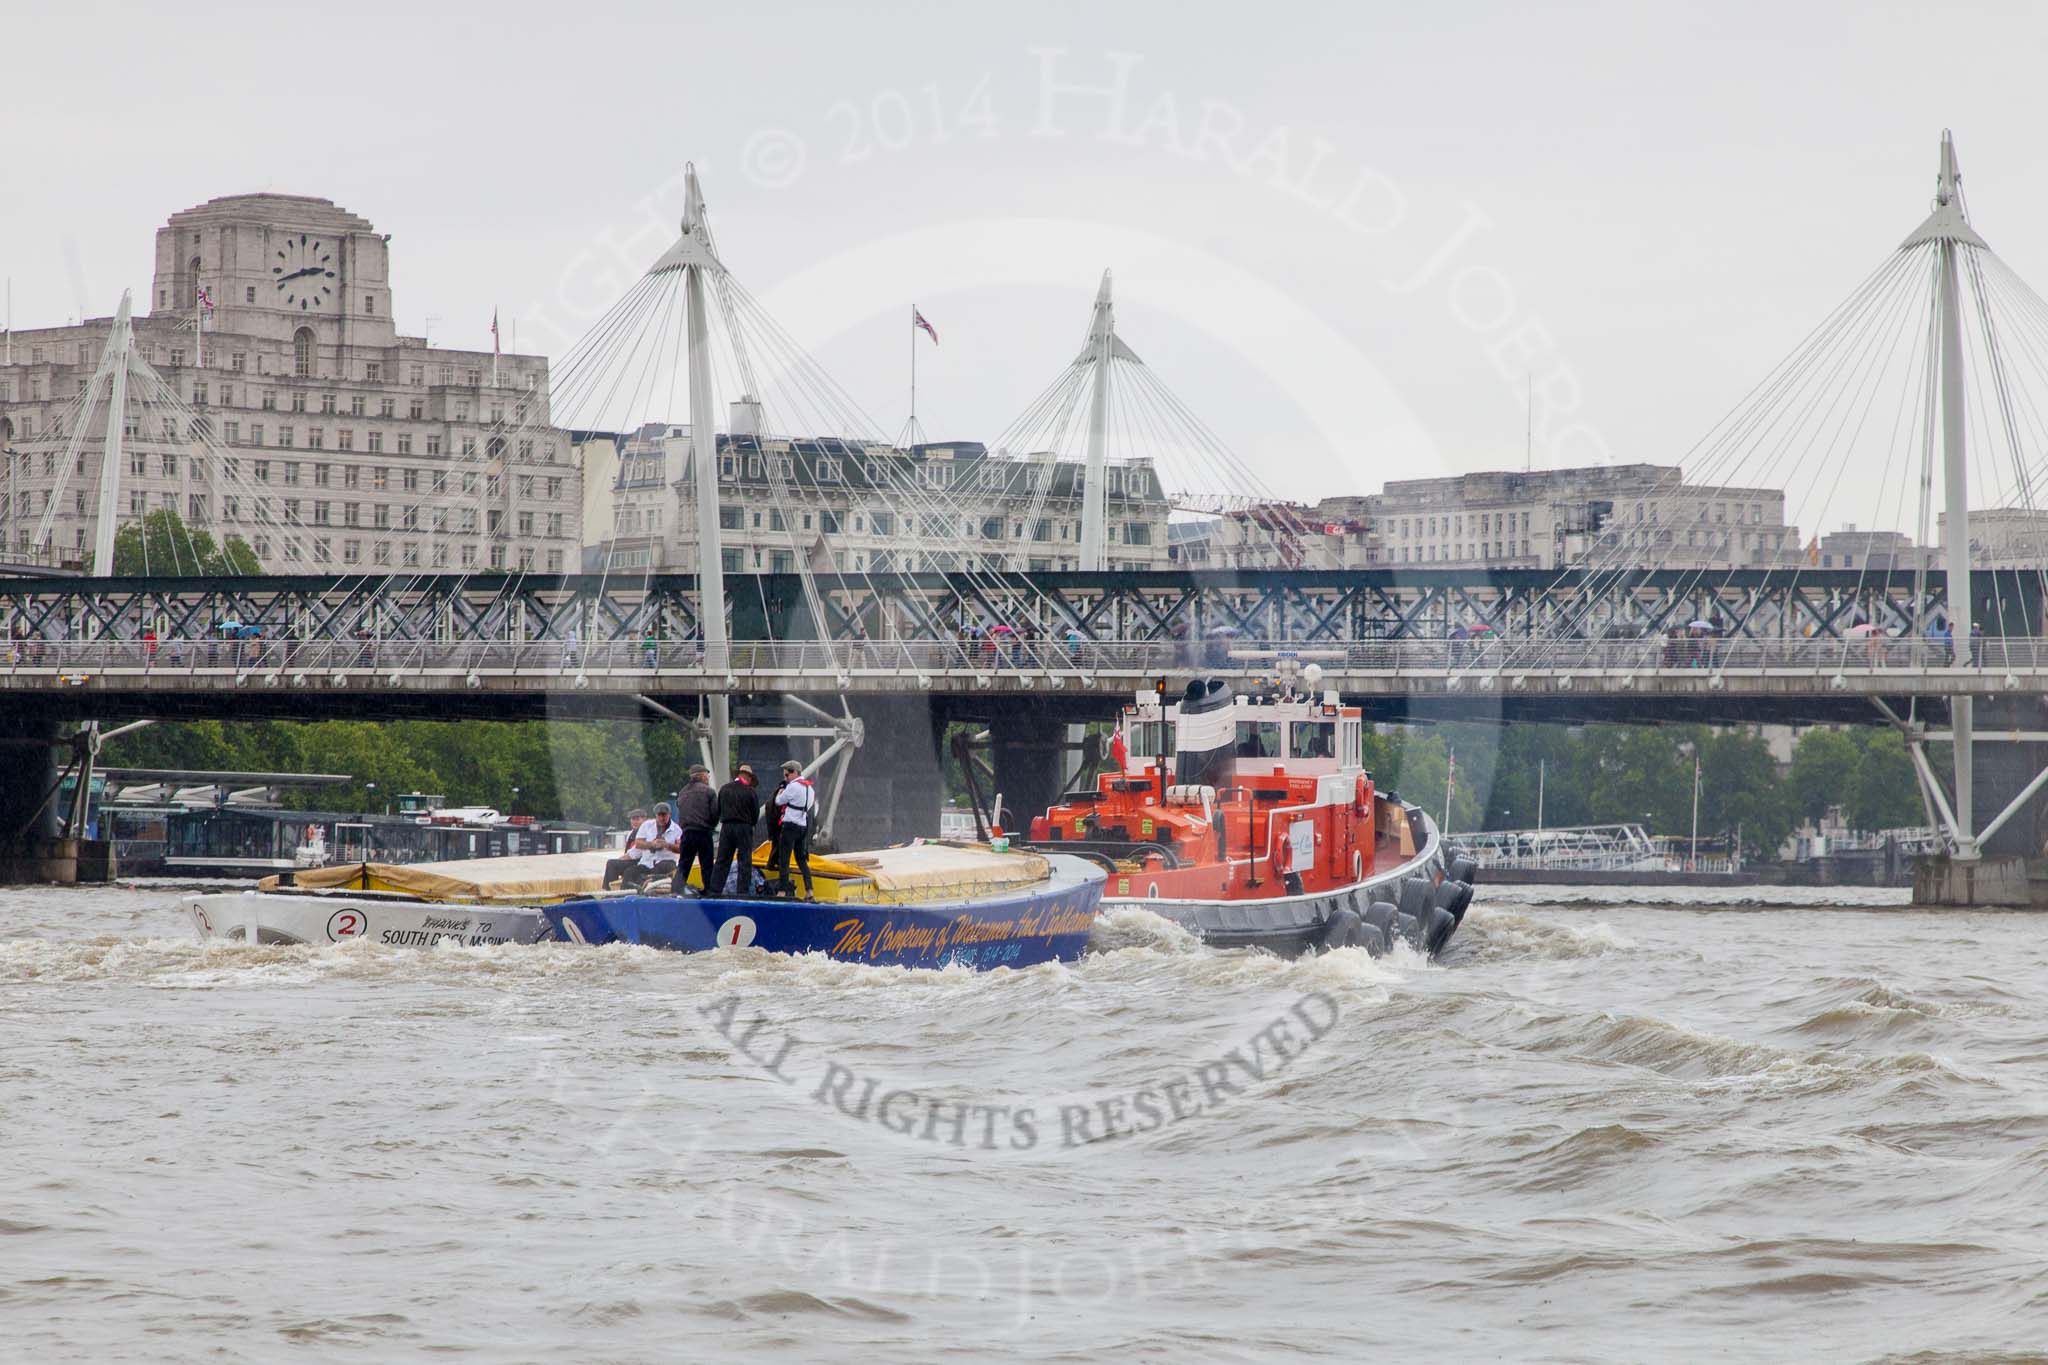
[
  {"left": 1423, "top": 904, "right": 1458, "bottom": 955},
  {"left": 1397, "top": 877, "right": 1431, "bottom": 920},
  {"left": 1363, "top": 900, "right": 1399, "bottom": 938},
  {"left": 1434, "top": 879, "right": 1475, "bottom": 925},
  {"left": 1321, "top": 906, "right": 1363, "bottom": 953},
  {"left": 1354, "top": 920, "right": 1391, "bottom": 956}
]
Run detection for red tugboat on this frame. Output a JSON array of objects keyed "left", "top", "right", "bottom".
[{"left": 1026, "top": 666, "right": 1475, "bottom": 957}]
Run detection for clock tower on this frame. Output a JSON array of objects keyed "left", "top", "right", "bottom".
[{"left": 149, "top": 193, "right": 398, "bottom": 348}]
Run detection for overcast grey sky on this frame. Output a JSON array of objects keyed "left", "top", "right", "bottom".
[{"left": 8, "top": 0, "right": 2048, "bottom": 508}]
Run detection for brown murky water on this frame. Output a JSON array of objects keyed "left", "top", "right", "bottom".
[{"left": 3, "top": 881, "right": 2045, "bottom": 1362}]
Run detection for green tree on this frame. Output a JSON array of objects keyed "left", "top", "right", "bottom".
[
  {"left": 1697, "top": 728, "right": 1794, "bottom": 858},
  {"left": 1789, "top": 728, "right": 1860, "bottom": 823},
  {"left": 1848, "top": 730, "right": 1922, "bottom": 831},
  {"left": 111, "top": 508, "right": 261, "bottom": 576}
]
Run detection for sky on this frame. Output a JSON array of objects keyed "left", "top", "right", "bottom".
[{"left": 8, "top": 0, "right": 2048, "bottom": 517}]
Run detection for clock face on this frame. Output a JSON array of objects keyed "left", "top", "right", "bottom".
[{"left": 272, "top": 232, "right": 335, "bottom": 310}]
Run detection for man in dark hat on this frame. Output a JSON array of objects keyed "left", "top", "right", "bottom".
[
  {"left": 708, "top": 764, "right": 763, "bottom": 897},
  {"left": 673, "top": 764, "right": 719, "bottom": 895}
]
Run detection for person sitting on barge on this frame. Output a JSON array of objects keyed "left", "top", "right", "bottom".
[{"left": 601, "top": 807, "right": 649, "bottom": 889}]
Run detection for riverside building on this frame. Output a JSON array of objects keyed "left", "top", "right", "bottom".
[
  {"left": 583, "top": 404, "right": 1173, "bottom": 574},
  {"left": 0, "top": 193, "right": 581, "bottom": 573}
]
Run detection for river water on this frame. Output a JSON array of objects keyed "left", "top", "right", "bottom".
[{"left": 4, "top": 881, "right": 2045, "bottom": 1363}]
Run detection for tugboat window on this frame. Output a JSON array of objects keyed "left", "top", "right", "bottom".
[
  {"left": 1289, "top": 723, "right": 1335, "bottom": 759},
  {"left": 1235, "top": 721, "right": 1281, "bottom": 758}
]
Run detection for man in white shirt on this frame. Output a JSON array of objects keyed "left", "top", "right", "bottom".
[
  {"left": 627, "top": 803, "right": 681, "bottom": 891},
  {"left": 768, "top": 760, "right": 817, "bottom": 899},
  {"left": 601, "top": 806, "right": 649, "bottom": 890}
]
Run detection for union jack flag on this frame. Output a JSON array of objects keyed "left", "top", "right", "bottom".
[
  {"left": 196, "top": 285, "right": 214, "bottom": 315},
  {"left": 913, "top": 308, "right": 938, "bottom": 345}
]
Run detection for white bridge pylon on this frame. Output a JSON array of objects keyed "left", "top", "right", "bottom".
[
  {"left": 985, "top": 269, "right": 1295, "bottom": 575},
  {"left": 1535, "top": 131, "right": 2048, "bottom": 866}
]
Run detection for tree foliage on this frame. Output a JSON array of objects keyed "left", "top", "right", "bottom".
[
  {"left": 1789, "top": 728, "right": 1861, "bottom": 823},
  {"left": 111, "top": 507, "right": 261, "bottom": 576},
  {"left": 103, "top": 718, "right": 692, "bottom": 824}
]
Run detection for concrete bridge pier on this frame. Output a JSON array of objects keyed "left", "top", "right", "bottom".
[
  {"left": 985, "top": 710, "right": 1068, "bottom": 837},
  {"left": 0, "top": 719, "right": 96, "bottom": 884},
  {"left": 730, "top": 695, "right": 947, "bottom": 852},
  {"left": 1913, "top": 695, "right": 2048, "bottom": 907}
]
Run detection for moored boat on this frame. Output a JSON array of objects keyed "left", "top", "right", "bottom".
[
  {"left": 184, "top": 849, "right": 615, "bottom": 946},
  {"left": 545, "top": 842, "right": 1105, "bottom": 969},
  {"left": 1025, "top": 672, "right": 1477, "bottom": 958}
]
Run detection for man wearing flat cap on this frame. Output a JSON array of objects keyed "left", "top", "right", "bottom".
[{"left": 673, "top": 764, "right": 719, "bottom": 895}]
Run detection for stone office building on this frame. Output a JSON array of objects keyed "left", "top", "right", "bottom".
[
  {"left": 0, "top": 193, "right": 581, "bottom": 573},
  {"left": 585, "top": 404, "right": 1173, "bottom": 574}
]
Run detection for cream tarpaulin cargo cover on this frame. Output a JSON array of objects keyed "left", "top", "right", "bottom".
[{"left": 259, "top": 849, "right": 616, "bottom": 903}]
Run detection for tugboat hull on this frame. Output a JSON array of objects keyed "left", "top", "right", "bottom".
[{"left": 1107, "top": 821, "right": 1476, "bottom": 959}]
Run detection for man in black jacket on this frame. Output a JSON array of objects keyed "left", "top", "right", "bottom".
[
  {"left": 672, "top": 765, "right": 719, "bottom": 895},
  {"left": 707, "top": 765, "right": 763, "bottom": 897}
]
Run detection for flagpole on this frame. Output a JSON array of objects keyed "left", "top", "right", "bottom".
[
  {"left": 5, "top": 277, "right": 11, "bottom": 366},
  {"left": 194, "top": 278, "right": 203, "bottom": 369},
  {"left": 909, "top": 303, "right": 916, "bottom": 440},
  {"left": 1690, "top": 751, "right": 1702, "bottom": 871},
  {"left": 1444, "top": 748, "right": 1455, "bottom": 832},
  {"left": 491, "top": 306, "right": 500, "bottom": 388}
]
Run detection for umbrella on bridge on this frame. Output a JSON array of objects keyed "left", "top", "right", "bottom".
[{"left": 1847, "top": 622, "right": 1882, "bottom": 637}]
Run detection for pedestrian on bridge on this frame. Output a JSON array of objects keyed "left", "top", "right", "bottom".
[{"left": 1971, "top": 620, "right": 1984, "bottom": 667}]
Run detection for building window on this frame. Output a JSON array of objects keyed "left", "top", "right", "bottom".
[
  {"left": 245, "top": 286, "right": 255, "bottom": 304},
  {"left": 396, "top": 434, "right": 412, "bottom": 455},
  {"left": 367, "top": 432, "right": 382, "bottom": 452},
  {"left": 293, "top": 328, "right": 315, "bottom": 378}
]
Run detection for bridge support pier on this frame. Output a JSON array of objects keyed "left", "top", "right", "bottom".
[
  {"left": 987, "top": 712, "right": 1067, "bottom": 836},
  {"left": 0, "top": 719, "right": 110, "bottom": 885},
  {"left": 1907, "top": 696, "right": 2048, "bottom": 907},
  {"left": 734, "top": 696, "right": 946, "bottom": 851}
]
